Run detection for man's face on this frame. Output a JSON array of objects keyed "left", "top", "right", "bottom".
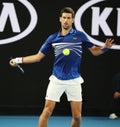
[{"left": 59, "top": 13, "right": 74, "bottom": 30}]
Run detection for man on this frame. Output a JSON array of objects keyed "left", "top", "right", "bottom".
[
  {"left": 9, "top": 7, "right": 114, "bottom": 127},
  {"left": 109, "top": 73, "right": 120, "bottom": 119}
]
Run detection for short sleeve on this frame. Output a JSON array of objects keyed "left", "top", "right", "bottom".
[
  {"left": 80, "top": 32, "right": 94, "bottom": 48},
  {"left": 39, "top": 35, "right": 53, "bottom": 55}
]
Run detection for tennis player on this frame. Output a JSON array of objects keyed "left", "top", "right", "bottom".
[{"left": 9, "top": 7, "right": 114, "bottom": 127}]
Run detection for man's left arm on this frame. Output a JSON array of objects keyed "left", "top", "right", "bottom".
[{"left": 88, "top": 38, "right": 114, "bottom": 56}]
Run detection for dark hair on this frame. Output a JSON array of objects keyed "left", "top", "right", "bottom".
[{"left": 60, "top": 7, "right": 75, "bottom": 18}]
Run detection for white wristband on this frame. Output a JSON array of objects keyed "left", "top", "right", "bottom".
[{"left": 15, "top": 57, "right": 23, "bottom": 64}]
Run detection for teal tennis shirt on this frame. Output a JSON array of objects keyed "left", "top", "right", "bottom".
[{"left": 40, "top": 29, "right": 94, "bottom": 80}]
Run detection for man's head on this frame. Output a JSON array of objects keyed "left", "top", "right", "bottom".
[
  {"left": 59, "top": 7, "right": 75, "bottom": 30},
  {"left": 60, "top": 7, "right": 75, "bottom": 18}
]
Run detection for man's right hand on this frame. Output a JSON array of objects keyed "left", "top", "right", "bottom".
[{"left": 9, "top": 58, "right": 17, "bottom": 67}]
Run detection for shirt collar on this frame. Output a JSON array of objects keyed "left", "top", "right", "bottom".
[{"left": 57, "top": 28, "right": 74, "bottom": 37}]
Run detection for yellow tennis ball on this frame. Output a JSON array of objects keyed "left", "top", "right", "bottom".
[{"left": 62, "top": 48, "right": 70, "bottom": 56}]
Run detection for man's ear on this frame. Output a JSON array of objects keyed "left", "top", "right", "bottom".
[
  {"left": 59, "top": 17, "right": 61, "bottom": 22},
  {"left": 72, "top": 18, "right": 74, "bottom": 23}
]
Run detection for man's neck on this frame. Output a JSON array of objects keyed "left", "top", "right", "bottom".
[{"left": 60, "top": 28, "right": 72, "bottom": 36}]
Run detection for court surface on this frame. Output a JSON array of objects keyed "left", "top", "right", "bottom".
[{"left": 0, "top": 115, "right": 120, "bottom": 127}]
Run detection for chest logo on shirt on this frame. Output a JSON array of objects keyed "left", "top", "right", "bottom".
[{"left": 73, "top": 37, "right": 77, "bottom": 40}]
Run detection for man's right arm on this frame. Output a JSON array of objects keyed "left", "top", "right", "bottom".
[{"left": 9, "top": 51, "right": 45, "bottom": 67}]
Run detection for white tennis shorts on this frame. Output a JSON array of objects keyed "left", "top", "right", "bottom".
[{"left": 45, "top": 75, "right": 84, "bottom": 102}]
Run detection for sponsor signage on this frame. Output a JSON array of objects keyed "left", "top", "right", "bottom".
[
  {"left": 0, "top": 0, "right": 38, "bottom": 45},
  {"left": 75, "top": 0, "right": 120, "bottom": 50}
]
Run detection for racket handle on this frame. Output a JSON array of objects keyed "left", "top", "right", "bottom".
[{"left": 16, "top": 64, "right": 24, "bottom": 74}]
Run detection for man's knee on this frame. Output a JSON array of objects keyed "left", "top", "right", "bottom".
[
  {"left": 72, "top": 113, "right": 81, "bottom": 121},
  {"left": 41, "top": 107, "right": 53, "bottom": 118}
]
